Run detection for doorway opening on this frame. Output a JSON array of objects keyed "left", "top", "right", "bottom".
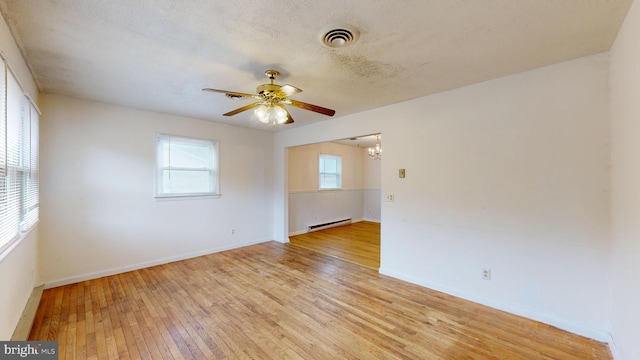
[{"left": 286, "top": 134, "right": 382, "bottom": 269}]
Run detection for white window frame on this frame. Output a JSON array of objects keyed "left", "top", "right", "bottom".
[
  {"left": 0, "top": 55, "right": 40, "bottom": 258},
  {"left": 318, "top": 154, "right": 342, "bottom": 190},
  {"left": 155, "top": 134, "right": 219, "bottom": 199}
]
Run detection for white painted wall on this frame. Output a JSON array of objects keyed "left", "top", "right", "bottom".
[
  {"left": 0, "top": 14, "right": 40, "bottom": 340},
  {"left": 39, "top": 94, "right": 273, "bottom": 286},
  {"left": 288, "top": 142, "right": 380, "bottom": 234},
  {"left": 0, "top": 230, "right": 38, "bottom": 340},
  {"left": 274, "top": 54, "right": 611, "bottom": 340},
  {"left": 610, "top": 0, "right": 640, "bottom": 358},
  {"left": 289, "top": 190, "right": 364, "bottom": 233}
]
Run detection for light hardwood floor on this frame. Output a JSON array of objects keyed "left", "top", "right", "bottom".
[
  {"left": 289, "top": 221, "right": 380, "bottom": 269},
  {"left": 29, "top": 241, "right": 611, "bottom": 359}
]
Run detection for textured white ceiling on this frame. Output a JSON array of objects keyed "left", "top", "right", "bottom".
[{"left": 0, "top": 0, "right": 633, "bottom": 131}]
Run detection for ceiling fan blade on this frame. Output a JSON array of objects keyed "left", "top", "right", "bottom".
[
  {"left": 275, "top": 104, "right": 294, "bottom": 124},
  {"left": 202, "top": 88, "right": 258, "bottom": 99},
  {"left": 223, "top": 102, "right": 262, "bottom": 116},
  {"left": 281, "top": 84, "right": 302, "bottom": 97},
  {"left": 287, "top": 99, "right": 336, "bottom": 117}
]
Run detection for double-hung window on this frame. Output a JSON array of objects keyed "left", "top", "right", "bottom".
[
  {"left": 155, "top": 134, "right": 219, "bottom": 197},
  {"left": 0, "top": 55, "right": 40, "bottom": 254},
  {"left": 319, "top": 154, "right": 341, "bottom": 189}
]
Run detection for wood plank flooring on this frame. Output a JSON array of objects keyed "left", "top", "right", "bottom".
[
  {"left": 29, "top": 241, "right": 612, "bottom": 359},
  {"left": 289, "top": 221, "right": 380, "bottom": 269}
]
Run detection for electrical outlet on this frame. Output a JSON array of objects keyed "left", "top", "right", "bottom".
[
  {"left": 482, "top": 268, "right": 491, "bottom": 280},
  {"left": 231, "top": 229, "right": 236, "bottom": 235},
  {"left": 385, "top": 194, "right": 395, "bottom": 202}
]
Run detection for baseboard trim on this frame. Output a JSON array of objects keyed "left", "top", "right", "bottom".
[
  {"left": 378, "top": 267, "right": 611, "bottom": 343},
  {"left": 288, "top": 218, "right": 378, "bottom": 236},
  {"left": 11, "top": 284, "right": 44, "bottom": 341},
  {"left": 44, "top": 238, "right": 271, "bottom": 289},
  {"left": 362, "top": 218, "right": 381, "bottom": 223}
]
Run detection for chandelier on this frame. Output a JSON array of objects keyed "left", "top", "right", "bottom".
[{"left": 368, "top": 135, "right": 382, "bottom": 160}]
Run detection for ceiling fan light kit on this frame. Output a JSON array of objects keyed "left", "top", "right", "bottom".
[
  {"left": 203, "top": 69, "right": 335, "bottom": 125},
  {"left": 254, "top": 104, "right": 270, "bottom": 123},
  {"left": 254, "top": 103, "right": 289, "bottom": 124}
]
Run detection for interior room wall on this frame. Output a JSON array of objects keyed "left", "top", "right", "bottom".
[
  {"left": 0, "top": 230, "right": 38, "bottom": 340},
  {"left": 274, "top": 53, "right": 611, "bottom": 341},
  {"left": 0, "top": 14, "right": 40, "bottom": 340},
  {"left": 288, "top": 142, "right": 364, "bottom": 191},
  {"left": 39, "top": 94, "right": 274, "bottom": 287},
  {"left": 609, "top": 0, "right": 640, "bottom": 358},
  {"left": 288, "top": 142, "right": 366, "bottom": 234}
]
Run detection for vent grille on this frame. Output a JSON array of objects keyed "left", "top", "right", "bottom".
[{"left": 320, "top": 26, "right": 359, "bottom": 48}]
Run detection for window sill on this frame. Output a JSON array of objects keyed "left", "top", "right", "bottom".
[
  {"left": 318, "top": 188, "right": 343, "bottom": 191},
  {"left": 154, "top": 193, "right": 221, "bottom": 201}
]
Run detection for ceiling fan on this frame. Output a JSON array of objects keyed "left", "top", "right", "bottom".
[{"left": 203, "top": 70, "right": 335, "bottom": 125}]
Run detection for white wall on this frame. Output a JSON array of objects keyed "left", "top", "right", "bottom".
[
  {"left": 274, "top": 53, "right": 611, "bottom": 340},
  {"left": 0, "top": 13, "right": 40, "bottom": 340},
  {"left": 288, "top": 142, "right": 381, "bottom": 234},
  {"left": 610, "top": 0, "right": 640, "bottom": 358},
  {"left": 0, "top": 230, "right": 38, "bottom": 340},
  {"left": 39, "top": 94, "right": 273, "bottom": 286}
]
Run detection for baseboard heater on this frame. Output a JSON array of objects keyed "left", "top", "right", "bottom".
[{"left": 307, "top": 218, "right": 352, "bottom": 233}]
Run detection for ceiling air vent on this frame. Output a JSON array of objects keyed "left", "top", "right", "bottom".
[{"left": 319, "top": 25, "right": 359, "bottom": 48}]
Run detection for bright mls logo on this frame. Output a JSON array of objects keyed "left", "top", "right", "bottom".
[{"left": 1, "top": 341, "right": 57, "bottom": 359}]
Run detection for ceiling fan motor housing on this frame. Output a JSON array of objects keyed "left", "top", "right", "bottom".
[{"left": 257, "top": 83, "right": 285, "bottom": 101}]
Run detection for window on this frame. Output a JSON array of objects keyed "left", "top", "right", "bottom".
[
  {"left": 319, "top": 154, "right": 341, "bottom": 189},
  {"left": 0, "top": 56, "right": 40, "bottom": 253},
  {"left": 155, "top": 134, "right": 219, "bottom": 197}
]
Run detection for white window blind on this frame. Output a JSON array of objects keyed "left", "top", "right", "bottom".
[
  {"left": 21, "top": 101, "right": 39, "bottom": 230},
  {"left": 0, "top": 61, "right": 23, "bottom": 249},
  {"left": 156, "top": 134, "right": 219, "bottom": 197},
  {"left": 319, "top": 154, "right": 342, "bottom": 189},
  {"left": 0, "top": 56, "right": 39, "bottom": 253},
  {"left": 0, "top": 58, "right": 9, "bottom": 248}
]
